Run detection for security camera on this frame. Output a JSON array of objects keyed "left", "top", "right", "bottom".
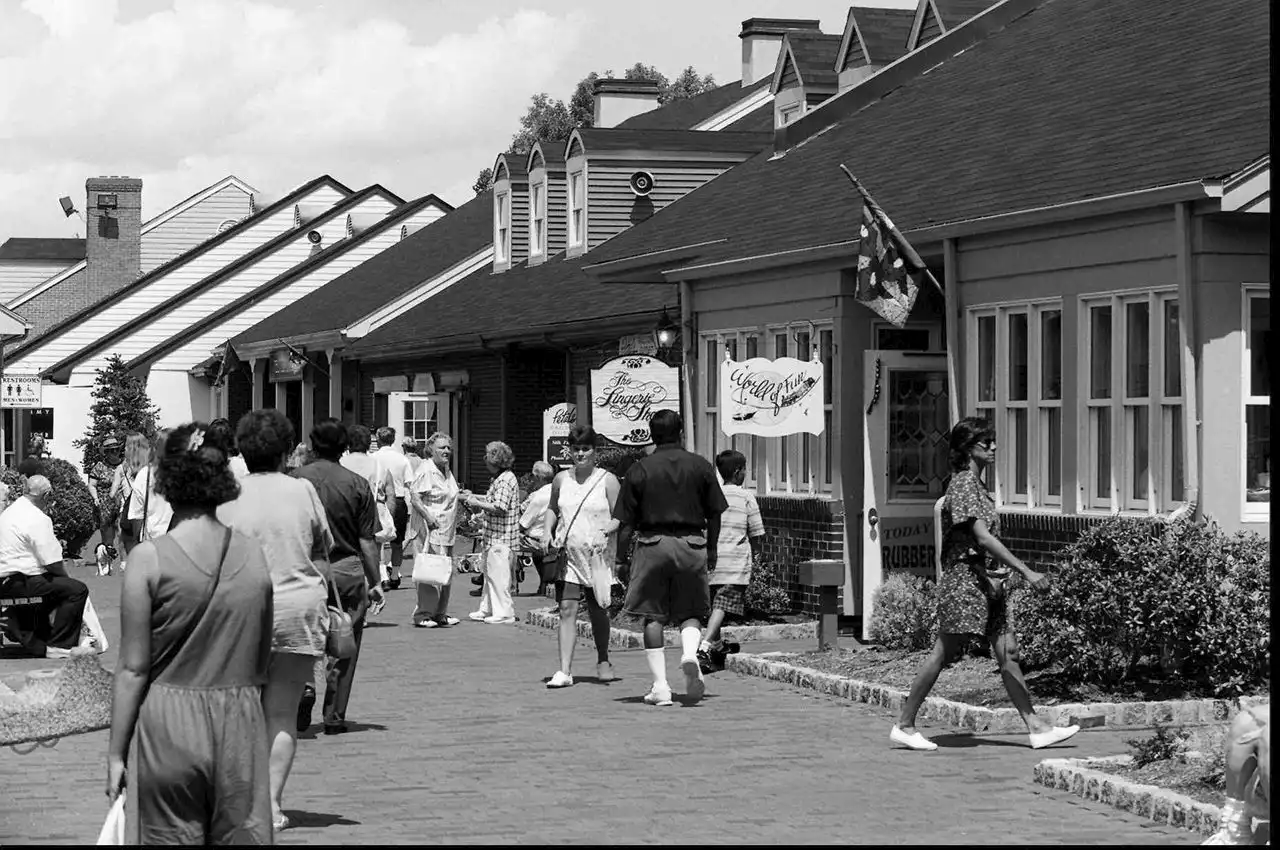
[
  {"left": 629, "top": 171, "right": 655, "bottom": 197},
  {"left": 307, "top": 230, "right": 323, "bottom": 244}
]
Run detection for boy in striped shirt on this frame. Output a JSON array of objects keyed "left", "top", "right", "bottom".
[{"left": 699, "top": 449, "right": 765, "bottom": 672}]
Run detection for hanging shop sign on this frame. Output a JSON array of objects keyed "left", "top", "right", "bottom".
[
  {"left": 589, "top": 355, "right": 680, "bottom": 446},
  {"left": 719, "top": 351, "right": 825, "bottom": 437},
  {"left": 1, "top": 373, "right": 42, "bottom": 409},
  {"left": 268, "top": 348, "right": 305, "bottom": 383},
  {"left": 543, "top": 402, "right": 578, "bottom": 470},
  {"left": 617, "top": 333, "right": 659, "bottom": 357}
]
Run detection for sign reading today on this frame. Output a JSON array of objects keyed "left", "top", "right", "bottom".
[
  {"left": 1, "top": 374, "right": 42, "bottom": 409},
  {"left": 589, "top": 355, "right": 680, "bottom": 447},
  {"left": 878, "top": 516, "right": 936, "bottom": 579},
  {"left": 542, "top": 402, "right": 577, "bottom": 470},
  {"left": 719, "top": 354, "right": 825, "bottom": 437}
]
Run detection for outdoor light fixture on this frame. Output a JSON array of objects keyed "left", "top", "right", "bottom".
[{"left": 653, "top": 307, "right": 678, "bottom": 350}]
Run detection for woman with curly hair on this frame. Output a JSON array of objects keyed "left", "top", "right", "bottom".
[
  {"left": 106, "top": 422, "right": 274, "bottom": 844},
  {"left": 217, "top": 409, "right": 334, "bottom": 833},
  {"left": 891, "top": 417, "right": 1079, "bottom": 752},
  {"left": 461, "top": 441, "right": 519, "bottom": 625}
]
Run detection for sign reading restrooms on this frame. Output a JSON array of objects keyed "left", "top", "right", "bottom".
[
  {"left": 720, "top": 351, "right": 825, "bottom": 437},
  {"left": 589, "top": 356, "right": 680, "bottom": 446}
]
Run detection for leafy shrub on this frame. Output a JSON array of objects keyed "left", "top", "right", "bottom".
[
  {"left": 2, "top": 459, "right": 101, "bottom": 558},
  {"left": 595, "top": 445, "right": 645, "bottom": 479},
  {"left": 868, "top": 572, "right": 938, "bottom": 651},
  {"left": 1013, "top": 517, "right": 1271, "bottom": 694},
  {"left": 746, "top": 558, "right": 793, "bottom": 616},
  {"left": 1127, "top": 724, "right": 1190, "bottom": 768}
]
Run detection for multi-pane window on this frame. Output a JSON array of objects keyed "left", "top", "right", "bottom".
[
  {"left": 495, "top": 191, "right": 509, "bottom": 263},
  {"left": 700, "top": 322, "right": 835, "bottom": 495},
  {"left": 1244, "top": 290, "right": 1270, "bottom": 514},
  {"left": 569, "top": 172, "right": 584, "bottom": 246},
  {"left": 531, "top": 182, "right": 545, "bottom": 257},
  {"left": 1082, "top": 291, "right": 1183, "bottom": 514},
  {"left": 969, "top": 303, "right": 1062, "bottom": 508}
]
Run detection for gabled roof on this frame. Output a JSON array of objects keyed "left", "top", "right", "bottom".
[
  {"left": 582, "top": 0, "right": 1268, "bottom": 275},
  {"left": 347, "top": 250, "right": 668, "bottom": 356},
  {"left": 612, "top": 78, "right": 772, "bottom": 131},
  {"left": 7, "top": 175, "right": 354, "bottom": 354},
  {"left": 723, "top": 104, "right": 775, "bottom": 132},
  {"left": 935, "top": 0, "right": 1000, "bottom": 28},
  {"left": 773, "top": 32, "right": 842, "bottom": 93},
  {"left": 121, "top": 194, "right": 450, "bottom": 376},
  {"left": 232, "top": 192, "right": 492, "bottom": 347},
  {"left": 528, "top": 141, "right": 567, "bottom": 171},
  {"left": 35, "top": 184, "right": 413, "bottom": 378},
  {"left": 839, "top": 7, "right": 916, "bottom": 69},
  {"left": 494, "top": 152, "right": 529, "bottom": 182},
  {"left": 569, "top": 128, "right": 772, "bottom": 156},
  {"left": 0, "top": 238, "right": 85, "bottom": 262}
]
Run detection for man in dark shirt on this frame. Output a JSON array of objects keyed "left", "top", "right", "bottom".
[
  {"left": 293, "top": 418, "right": 384, "bottom": 735},
  {"left": 614, "top": 409, "right": 727, "bottom": 707}
]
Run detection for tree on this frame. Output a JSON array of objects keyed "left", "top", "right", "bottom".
[
  {"left": 666, "top": 65, "right": 717, "bottom": 103},
  {"left": 509, "top": 92, "right": 576, "bottom": 155},
  {"left": 473, "top": 167, "right": 493, "bottom": 196},
  {"left": 75, "top": 353, "right": 160, "bottom": 474}
]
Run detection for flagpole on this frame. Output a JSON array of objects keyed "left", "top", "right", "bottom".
[{"left": 839, "top": 165, "right": 944, "bottom": 297}]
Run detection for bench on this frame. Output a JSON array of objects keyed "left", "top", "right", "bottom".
[{"left": 0, "top": 582, "right": 44, "bottom": 650}]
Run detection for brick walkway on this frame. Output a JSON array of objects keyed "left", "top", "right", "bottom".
[{"left": 0, "top": 565, "right": 1197, "bottom": 845}]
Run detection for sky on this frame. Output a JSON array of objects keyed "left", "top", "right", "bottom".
[{"left": 0, "top": 0, "right": 917, "bottom": 241}]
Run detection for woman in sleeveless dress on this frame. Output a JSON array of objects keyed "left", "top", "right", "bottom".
[
  {"left": 218, "top": 409, "right": 334, "bottom": 833},
  {"left": 542, "top": 424, "right": 620, "bottom": 688},
  {"left": 106, "top": 423, "right": 274, "bottom": 845}
]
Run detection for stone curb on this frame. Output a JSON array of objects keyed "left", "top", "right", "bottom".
[
  {"left": 1033, "top": 756, "right": 1221, "bottom": 837},
  {"left": 724, "top": 653, "right": 1270, "bottom": 733},
  {"left": 522, "top": 607, "right": 816, "bottom": 650}
]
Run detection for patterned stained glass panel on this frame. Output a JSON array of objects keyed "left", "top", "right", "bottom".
[{"left": 887, "top": 369, "right": 950, "bottom": 501}]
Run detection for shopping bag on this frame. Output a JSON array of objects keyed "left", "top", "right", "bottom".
[
  {"left": 374, "top": 500, "right": 396, "bottom": 544},
  {"left": 412, "top": 552, "right": 452, "bottom": 587},
  {"left": 96, "top": 792, "right": 126, "bottom": 845},
  {"left": 81, "top": 597, "right": 109, "bottom": 654}
]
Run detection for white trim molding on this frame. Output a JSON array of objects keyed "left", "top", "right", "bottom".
[{"left": 346, "top": 247, "right": 495, "bottom": 339}]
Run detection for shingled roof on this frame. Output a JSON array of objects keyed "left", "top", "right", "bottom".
[
  {"left": 613, "top": 78, "right": 772, "bottom": 131},
  {"left": 583, "top": 0, "right": 1268, "bottom": 274},
  {"left": 0, "top": 238, "right": 85, "bottom": 262},
  {"left": 233, "top": 191, "right": 492, "bottom": 347},
  {"left": 850, "top": 7, "right": 917, "bottom": 65},
  {"left": 573, "top": 128, "right": 772, "bottom": 156},
  {"left": 935, "top": 0, "right": 1000, "bottom": 29},
  {"left": 777, "top": 32, "right": 843, "bottom": 91}
]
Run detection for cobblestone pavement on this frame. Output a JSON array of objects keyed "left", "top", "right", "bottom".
[{"left": 0, "top": 563, "right": 1198, "bottom": 845}]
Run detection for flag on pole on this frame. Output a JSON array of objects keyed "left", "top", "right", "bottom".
[
  {"left": 214, "top": 342, "right": 241, "bottom": 386},
  {"left": 839, "top": 165, "right": 940, "bottom": 328}
]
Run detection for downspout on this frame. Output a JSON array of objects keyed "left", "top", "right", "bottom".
[
  {"left": 679, "top": 280, "right": 696, "bottom": 452},
  {"left": 1171, "top": 202, "right": 1201, "bottom": 521},
  {"left": 942, "top": 237, "right": 962, "bottom": 426}
]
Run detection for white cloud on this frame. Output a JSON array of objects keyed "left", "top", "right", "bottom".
[{"left": 0, "top": 0, "right": 588, "bottom": 239}]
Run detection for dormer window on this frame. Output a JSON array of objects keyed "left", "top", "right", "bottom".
[
  {"left": 531, "top": 182, "right": 546, "bottom": 257},
  {"left": 569, "top": 171, "right": 584, "bottom": 246},
  {"left": 495, "top": 191, "right": 509, "bottom": 264},
  {"left": 780, "top": 104, "right": 803, "bottom": 126}
]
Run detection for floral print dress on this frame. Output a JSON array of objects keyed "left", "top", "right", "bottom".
[{"left": 936, "top": 469, "right": 1008, "bottom": 637}]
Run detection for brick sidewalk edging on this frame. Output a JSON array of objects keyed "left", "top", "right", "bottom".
[
  {"left": 1033, "top": 756, "right": 1222, "bottom": 837},
  {"left": 724, "top": 653, "right": 1270, "bottom": 733},
  {"left": 523, "top": 607, "right": 816, "bottom": 650}
]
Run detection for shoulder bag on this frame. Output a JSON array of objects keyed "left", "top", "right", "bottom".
[{"left": 325, "top": 580, "right": 358, "bottom": 659}]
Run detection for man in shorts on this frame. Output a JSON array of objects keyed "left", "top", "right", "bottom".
[{"left": 614, "top": 409, "right": 727, "bottom": 707}]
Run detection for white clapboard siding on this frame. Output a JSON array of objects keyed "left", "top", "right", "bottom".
[
  {"left": 155, "top": 204, "right": 448, "bottom": 371},
  {"left": 19, "top": 184, "right": 353, "bottom": 374},
  {"left": 75, "top": 195, "right": 400, "bottom": 374},
  {"left": 139, "top": 184, "right": 255, "bottom": 273},
  {"left": 586, "top": 161, "right": 737, "bottom": 250},
  {"left": 0, "top": 261, "right": 77, "bottom": 305}
]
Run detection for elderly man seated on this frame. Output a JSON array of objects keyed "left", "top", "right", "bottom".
[{"left": 0, "top": 475, "right": 89, "bottom": 659}]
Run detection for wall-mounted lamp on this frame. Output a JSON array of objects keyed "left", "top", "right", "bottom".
[{"left": 653, "top": 307, "right": 678, "bottom": 350}]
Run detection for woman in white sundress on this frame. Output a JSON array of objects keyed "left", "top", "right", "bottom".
[{"left": 542, "top": 424, "right": 619, "bottom": 688}]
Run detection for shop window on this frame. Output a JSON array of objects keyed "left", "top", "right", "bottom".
[
  {"left": 968, "top": 302, "right": 1063, "bottom": 509},
  {"left": 699, "top": 322, "right": 835, "bottom": 495},
  {"left": 494, "top": 191, "right": 509, "bottom": 264},
  {"left": 530, "top": 182, "right": 545, "bottom": 258},
  {"left": 1244, "top": 289, "right": 1270, "bottom": 514},
  {"left": 1081, "top": 291, "right": 1183, "bottom": 515},
  {"left": 569, "top": 172, "right": 585, "bottom": 246}
]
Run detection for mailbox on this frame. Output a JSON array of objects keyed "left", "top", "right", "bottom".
[
  {"left": 799, "top": 559, "right": 845, "bottom": 588},
  {"left": 799, "top": 559, "right": 845, "bottom": 651}
]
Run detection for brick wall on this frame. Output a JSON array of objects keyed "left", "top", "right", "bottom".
[
  {"left": 757, "top": 496, "right": 846, "bottom": 616},
  {"left": 507, "top": 346, "right": 570, "bottom": 475},
  {"left": 997, "top": 511, "right": 1163, "bottom": 570},
  {"left": 83, "top": 177, "right": 142, "bottom": 317}
]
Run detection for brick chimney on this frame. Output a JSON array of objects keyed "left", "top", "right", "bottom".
[
  {"left": 84, "top": 176, "right": 142, "bottom": 309},
  {"left": 592, "top": 78, "right": 661, "bottom": 128},
  {"left": 740, "top": 18, "right": 822, "bottom": 86}
]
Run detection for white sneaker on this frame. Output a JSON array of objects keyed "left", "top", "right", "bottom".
[
  {"left": 547, "top": 671, "right": 573, "bottom": 688},
  {"left": 483, "top": 615, "right": 515, "bottom": 625},
  {"left": 681, "top": 655, "right": 705, "bottom": 702},
  {"left": 44, "top": 647, "right": 74, "bottom": 659},
  {"left": 1029, "top": 725, "right": 1080, "bottom": 750},
  {"left": 890, "top": 725, "right": 938, "bottom": 751},
  {"left": 468, "top": 611, "right": 487, "bottom": 622},
  {"left": 643, "top": 685, "right": 674, "bottom": 706}
]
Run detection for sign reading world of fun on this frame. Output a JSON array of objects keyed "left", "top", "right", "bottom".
[
  {"left": 589, "top": 355, "right": 680, "bottom": 447},
  {"left": 542, "top": 402, "right": 578, "bottom": 470},
  {"left": 720, "top": 350, "right": 825, "bottom": 437}
]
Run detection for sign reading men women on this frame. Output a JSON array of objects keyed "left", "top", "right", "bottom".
[{"left": 589, "top": 355, "right": 680, "bottom": 447}]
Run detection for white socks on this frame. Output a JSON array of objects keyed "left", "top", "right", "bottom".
[
  {"left": 680, "top": 626, "right": 701, "bottom": 660},
  {"left": 645, "top": 648, "right": 668, "bottom": 689}
]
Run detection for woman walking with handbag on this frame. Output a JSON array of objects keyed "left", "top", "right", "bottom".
[
  {"left": 542, "top": 425, "right": 620, "bottom": 688},
  {"left": 408, "top": 432, "right": 461, "bottom": 628},
  {"left": 105, "top": 423, "right": 275, "bottom": 844},
  {"left": 217, "top": 409, "right": 334, "bottom": 833},
  {"left": 891, "top": 417, "right": 1080, "bottom": 751}
]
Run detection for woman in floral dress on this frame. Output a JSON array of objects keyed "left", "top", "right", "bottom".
[{"left": 891, "top": 417, "right": 1080, "bottom": 751}]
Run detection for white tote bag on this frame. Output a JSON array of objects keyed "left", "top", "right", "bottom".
[
  {"left": 412, "top": 551, "right": 453, "bottom": 587},
  {"left": 81, "top": 597, "right": 109, "bottom": 654},
  {"left": 96, "top": 792, "right": 126, "bottom": 845}
]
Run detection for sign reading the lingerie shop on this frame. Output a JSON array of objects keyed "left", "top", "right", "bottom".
[
  {"left": 589, "top": 355, "right": 679, "bottom": 447},
  {"left": 719, "top": 353, "right": 825, "bottom": 437},
  {"left": 543, "top": 403, "right": 578, "bottom": 470}
]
